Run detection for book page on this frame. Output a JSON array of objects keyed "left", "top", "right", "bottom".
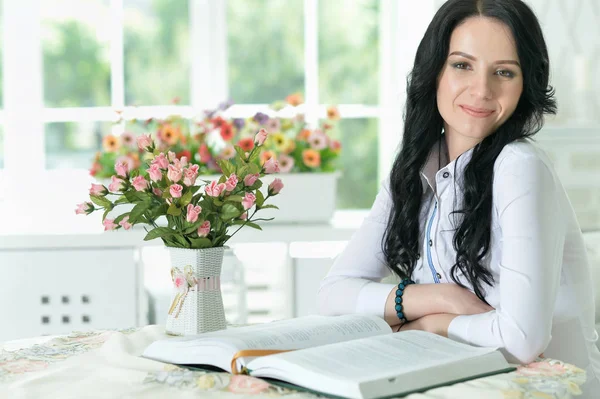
[
  {"left": 249, "top": 330, "right": 501, "bottom": 382},
  {"left": 218, "top": 314, "right": 392, "bottom": 352},
  {"left": 142, "top": 314, "right": 392, "bottom": 372}
]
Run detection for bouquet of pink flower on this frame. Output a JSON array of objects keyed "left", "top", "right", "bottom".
[{"left": 76, "top": 128, "right": 283, "bottom": 249}]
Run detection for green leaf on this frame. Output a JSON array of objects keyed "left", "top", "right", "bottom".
[
  {"left": 188, "top": 237, "right": 213, "bottom": 249},
  {"left": 224, "top": 195, "right": 244, "bottom": 203},
  {"left": 235, "top": 146, "right": 247, "bottom": 161},
  {"left": 102, "top": 208, "right": 110, "bottom": 222},
  {"left": 255, "top": 189, "right": 265, "bottom": 208},
  {"left": 180, "top": 190, "right": 193, "bottom": 207},
  {"left": 183, "top": 219, "right": 204, "bottom": 235},
  {"left": 129, "top": 201, "right": 151, "bottom": 223},
  {"left": 249, "top": 149, "right": 261, "bottom": 164},
  {"left": 220, "top": 203, "right": 241, "bottom": 220},
  {"left": 144, "top": 227, "right": 176, "bottom": 241},
  {"left": 213, "top": 198, "right": 224, "bottom": 206},
  {"left": 173, "top": 235, "right": 191, "bottom": 248},
  {"left": 124, "top": 191, "right": 148, "bottom": 203},
  {"left": 258, "top": 204, "right": 279, "bottom": 210},
  {"left": 167, "top": 203, "right": 182, "bottom": 216},
  {"left": 114, "top": 195, "right": 130, "bottom": 205},
  {"left": 217, "top": 159, "right": 234, "bottom": 176},
  {"left": 244, "top": 222, "right": 262, "bottom": 230},
  {"left": 90, "top": 195, "right": 112, "bottom": 208}
]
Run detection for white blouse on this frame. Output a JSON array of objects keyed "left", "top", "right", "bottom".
[{"left": 318, "top": 137, "right": 600, "bottom": 395}]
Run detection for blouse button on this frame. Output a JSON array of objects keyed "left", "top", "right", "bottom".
[
  {"left": 436, "top": 273, "right": 442, "bottom": 279},
  {"left": 416, "top": 254, "right": 420, "bottom": 260},
  {"left": 429, "top": 239, "right": 433, "bottom": 247},
  {"left": 443, "top": 171, "right": 450, "bottom": 178}
]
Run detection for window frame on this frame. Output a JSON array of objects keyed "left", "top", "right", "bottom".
[{"left": 1, "top": 0, "right": 415, "bottom": 209}]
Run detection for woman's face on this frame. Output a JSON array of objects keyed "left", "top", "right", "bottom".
[{"left": 437, "top": 17, "right": 523, "bottom": 141}]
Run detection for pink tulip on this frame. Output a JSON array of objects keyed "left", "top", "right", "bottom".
[
  {"left": 168, "top": 151, "right": 177, "bottom": 162},
  {"left": 137, "top": 134, "right": 153, "bottom": 150},
  {"left": 152, "top": 153, "right": 169, "bottom": 169},
  {"left": 240, "top": 212, "right": 248, "bottom": 221},
  {"left": 148, "top": 164, "right": 163, "bottom": 182},
  {"left": 186, "top": 204, "right": 202, "bottom": 223},
  {"left": 242, "top": 192, "right": 256, "bottom": 210},
  {"left": 132, "top": 176, "right": 148, "bottom": 192},
  {"left": 225, "top": 174, "right": 238, "bottom": 191},
  {"left": 170, "top": 184, "right": 183, "bottom": 198},
  {"left": 167, "top": 164, "right": 183, "bottom": 183},
  {"left": 197, "top": 220, "right": 211, "bottom": 237},
  {"left": 119, "top": 216, "right": 133, "bottom": 230},
  {"left": 103, "top": 218, "right": 118, "bottom": 231},
  {"left": 174, "top": 156, "right": 188, "bottom": 169},
  {"left": 263, "top": 158, "right": 280, "bottom": 174},
  {"left": 75, "top": 202, "right": 94, "bottom": 215},
  {"left": 205, "top": 181, "right": 226, "bottom": 197},
  {"left": 108, "top": 175, "right": 126, "bottom": 192},
  {"left": 89, "top": 183, "right": 107, "bottom": 196},
  {"left": 115, "top": 161, "right": 129, "bottom": 178},
  {"left": 183, "top": 165, "right": 199, "bottom": 186},
  {"left": 268, "top": 178, "right": 284, "bottom": 195},
  {"left": 244, "top": 173, "right": 259, "bottom": 187},
  {"left": 254, "top": 128, "right": 268, "bottom": 145},
  {"left": 152, "top": 188, "right": 162, "bottom": 197}
]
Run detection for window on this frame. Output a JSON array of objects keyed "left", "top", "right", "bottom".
[
  {"left": 124, "top": 0, "right": 190, "bottom": 105},
  {"left": 42, "top": 0, "right": 111, "bottom": 107},
  {"left": 227, "top": 0, "right": 305, "bottom": 104}
]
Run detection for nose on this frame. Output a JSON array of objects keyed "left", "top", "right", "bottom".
[{"left": 469, "top": 72, "right": 493, "bottom": 100}]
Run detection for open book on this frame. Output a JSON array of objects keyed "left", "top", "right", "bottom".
[{"left": 142, "top": 314, "right": 515, "bottom": 399}]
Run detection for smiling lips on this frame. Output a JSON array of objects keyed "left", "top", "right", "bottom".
[{"left": 460, "top": 105, "right": 495, "bottom": 118}]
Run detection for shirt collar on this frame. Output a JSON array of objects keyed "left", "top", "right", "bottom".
[{"left": 420, "top": 136, "right": 475, "bottom": 192}]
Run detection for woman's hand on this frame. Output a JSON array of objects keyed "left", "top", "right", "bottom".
[{"left": 441, "top": 284, "right": 494, "bottom": 315}]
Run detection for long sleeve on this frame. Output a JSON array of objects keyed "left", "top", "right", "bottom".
[
  {"left": 447, "top": 154, "right": 566, "bottom": 364},
  {"left": 317, "top": 176, "right": 397, "bottom": 318}
]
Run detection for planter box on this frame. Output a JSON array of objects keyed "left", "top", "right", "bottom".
[
  {"left": 198, "top": 172, "right": 341, "bottom": 223},
  {"left": 258, "top": 172, "right": 341, "bottom": 223},
  {"left": 98, "top": 171, "right": 340, "bottom": 225}
]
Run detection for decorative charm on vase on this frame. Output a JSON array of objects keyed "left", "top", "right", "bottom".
[{"left": 76, "top": 128, "right": 283, "bottom": 335}]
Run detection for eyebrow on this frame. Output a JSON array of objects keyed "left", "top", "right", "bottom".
[{"left": 449, "top": 51, "right": 521, "bottom": 67}]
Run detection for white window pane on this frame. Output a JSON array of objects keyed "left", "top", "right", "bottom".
[
  {"left": 319, "top": 0, "right": 379, "bottom": 105},
  {"left": 227, "top": 0, "right": 304, "bottom": 104},
  {"left": 45, "top": 121, "right": 112, "bottom": 170},
  {"left": 124, "top": 0, "right": 190, "bottom": 105},
  {"left": 333, "top": 118, "right": 379, "bottom": 209},
  {"left": 41, "top": 0, "right": 111, "bottom": 107},
  {"left": 0, "top": 125, "right": 4, "bottom": 169}
]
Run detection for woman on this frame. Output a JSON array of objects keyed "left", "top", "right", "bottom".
[{"left": 318, "top": 0, "right": 600, "bottom": 394}]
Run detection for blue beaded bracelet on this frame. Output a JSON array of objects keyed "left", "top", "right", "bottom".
[{"left": 395, "top": 278, "right": 415, "bottom": 325}]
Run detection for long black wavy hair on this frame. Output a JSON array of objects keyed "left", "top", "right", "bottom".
[{"left": 382, "top": 0, "right": 557, "bottom": 302}]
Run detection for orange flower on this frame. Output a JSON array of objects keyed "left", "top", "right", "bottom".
[
  {"left": 326, "top": 106, "right": 340, "bottom": 120},
  {"left": 297, "top": 129, "right": 312, "bottom": 141},
  {"left": 286, "top": 93, "right": 304, "bottom": 106},
  {"left": 237, "top": 137, "right": 255, "bottom": 152},
  {"left": 302, "top": 149, "right": 321, "bottom": 168},
  {"left": 160, "top": 124, "right": 180, "bottom": 146},
  {"left": 220, "top": 123, "right": 234, "bottom": 141},
  {"left": 102, "top": 135, "right": 120, "bottom": 153},
  {"left": 260, "top": 150, "right": 276, "bottom": 166}
]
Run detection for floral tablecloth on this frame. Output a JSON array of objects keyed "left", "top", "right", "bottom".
[{"left": 0, "top": 325, "right": 586, "bottom": 399}]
